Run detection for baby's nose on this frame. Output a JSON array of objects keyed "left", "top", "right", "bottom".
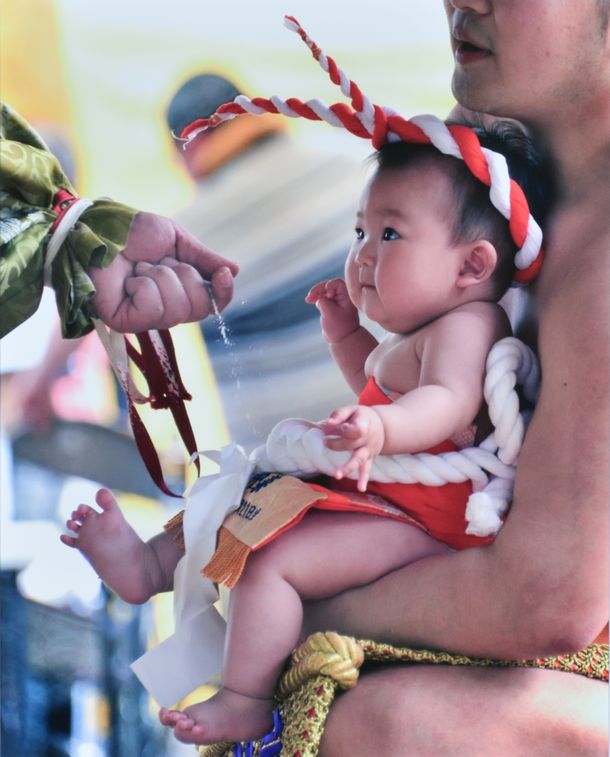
[{"left": 356, "top": 241, "right": 375, "bottom": 266}]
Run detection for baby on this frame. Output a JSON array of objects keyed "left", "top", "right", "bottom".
[{"left": 62, "top": 121, "right": 552, "bottom": 746}]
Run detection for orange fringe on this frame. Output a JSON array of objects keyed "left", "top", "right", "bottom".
[
  {"left": 163, "top": 510, "right": 186, "bottom": 550},
  {"left": 203, "top": 526, "right": 252, "bottom": 588}
]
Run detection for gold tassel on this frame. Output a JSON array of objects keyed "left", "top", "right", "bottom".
[
  {"left": 202, "top": 526, "right": 252, "bottom": 588},
  {"left": 278, "top": 631, "right": 364, "bottom": 698},
  {"left": 198, "top": 740, "right": 234, "bottom": 757}
]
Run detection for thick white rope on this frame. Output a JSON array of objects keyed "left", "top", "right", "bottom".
[{"left": 253, "top": 337, "right": 539, "bottom": 537}]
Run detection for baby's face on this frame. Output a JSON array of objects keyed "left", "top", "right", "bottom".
[{"left": 345, "top": 163, "right": 463, "bottom": 334}]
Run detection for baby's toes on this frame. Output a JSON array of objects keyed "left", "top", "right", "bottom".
[
  {"left": 173, "top": 719, "right": 202, "bottom": 744},
  {"left": 59, "top": 533, "right": 78, "bottom": 548},
  {"left": 159, "top": 708, "right": 187, "bottom": 727},
  {"left": 66, "top": 518, "right": 82, "bottom": 533},
  {"left": 73, "top": 504, "right": 97, "bottom": 522},
  {"left": 95, "top": 488, "right": 118, "bottom": 511}
]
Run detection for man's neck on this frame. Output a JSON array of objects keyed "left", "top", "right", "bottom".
[{"left": 527, "top": 91, "right": 610, "bottom": 204}]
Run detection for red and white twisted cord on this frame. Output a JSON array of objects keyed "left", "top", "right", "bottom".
[
  {"left": 283, "top": 15, "right": 377, "bottom": 136},
  {"left": 180, "top": 16, "right": 543, "bottom": 283}
]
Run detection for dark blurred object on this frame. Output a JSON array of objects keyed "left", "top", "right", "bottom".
[
  {"left": 12, "top": 420, "right": 164, "bottom": 499},
  {"left": 1, "top": 572, "right": 166, "bottom": 756},
  {"left": 166, "top": 73, "right": 241, "bottom": 136}
]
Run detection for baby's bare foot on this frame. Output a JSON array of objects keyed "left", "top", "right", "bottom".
[
  {"left": 160, "top": 688, "right": 274, "bottom": 745},
  {"left": 61, "top": 488, "right": 157, "bottom": 603},
  {"left": 159, "top": 708, "right": 189, "bottom": 727}
]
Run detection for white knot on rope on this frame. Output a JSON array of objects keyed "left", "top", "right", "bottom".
[{"left": 252, "top": 337, "right": 539, "bottom": 538}]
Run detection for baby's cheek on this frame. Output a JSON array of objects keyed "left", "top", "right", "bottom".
[{"left": 344, "top": 277, "right": 360, "bottom": 309}]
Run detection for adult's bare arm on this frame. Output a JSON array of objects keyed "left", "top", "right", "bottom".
[
  {"left": 90, "top": 212, "right": 239, "bottom": 333},
  {"left": 304, "top": 254, "right": 609, "bottom": 660}
]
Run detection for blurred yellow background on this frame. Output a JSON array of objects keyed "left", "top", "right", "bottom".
[{"left": 1, "top": 0, "right": 455, "bottom": 214}]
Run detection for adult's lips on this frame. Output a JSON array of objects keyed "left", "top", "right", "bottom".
[
  {"left": 454, "top": 38, "right": 492, "bottom": 65},
  {"left": 452, "top": 23, "right": 492, "bottom": 65}
]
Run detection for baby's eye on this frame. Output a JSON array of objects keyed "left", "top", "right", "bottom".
[
  {"left": 382, "top": 227, "right": 399, "bottom": 241},
  {"left": 354, "top": 227, "right": 364, "bottom": 240}
]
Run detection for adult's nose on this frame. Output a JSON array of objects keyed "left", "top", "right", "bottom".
[{"left": 444, "top": 0, "right": 490, "bottom": 13}]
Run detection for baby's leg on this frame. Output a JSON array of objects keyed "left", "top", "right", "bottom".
[
  {"left": 162, "top": 510, "right": 447, "bottom": 745},
  {"left": 61, "top": 488, "right": 183, "bottom": 604}
]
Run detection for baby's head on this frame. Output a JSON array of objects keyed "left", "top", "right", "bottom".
[
  {"left": 346, "top": 122, "right": 553, "bottom": 333},
  {"left": 376, "top": 122, "right": 553, "bottom": 298}
]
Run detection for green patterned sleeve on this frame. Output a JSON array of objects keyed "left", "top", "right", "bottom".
[{"left": 0, "top": 102, "right": 138, "bottom": 338}]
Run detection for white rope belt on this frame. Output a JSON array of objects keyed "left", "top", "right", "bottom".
[{"left": 253, "top": 337, "right": 539, "bottom": 537}]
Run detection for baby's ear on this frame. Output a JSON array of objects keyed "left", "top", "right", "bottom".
[{"left": 456, "top": 240, "right": 497, "bottom": 289}]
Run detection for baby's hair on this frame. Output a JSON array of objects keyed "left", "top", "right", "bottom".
[{"left": 375, "top": 121, "right": 555, "bottom": 297}]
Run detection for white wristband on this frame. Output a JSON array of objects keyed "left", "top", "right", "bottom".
[{"left": 44, "top": 198, "right": 94, "bottom": 285}]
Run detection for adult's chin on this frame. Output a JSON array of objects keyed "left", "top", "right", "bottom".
[{"left": 450, "top": 68, "right": 525, "bottom": 124}]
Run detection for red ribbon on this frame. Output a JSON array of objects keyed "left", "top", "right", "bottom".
[
  {"left": 124, "top": 330, "right": 200, "bottom": 497},
  {"left": 50, "top": 188, "right": 80, "bottom": 233},
  {"left": 51, "top": 190, "right": 198, "bottom": 496}
]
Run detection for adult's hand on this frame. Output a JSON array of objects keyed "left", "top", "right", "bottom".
[{"left": 90, "top": 212, "right": 239, "bottom": 333}]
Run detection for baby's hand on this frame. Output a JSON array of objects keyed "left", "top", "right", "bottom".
[
  {"left": 306, "top": 278, "right": 359, "bottom": 344},
  {"left": 321, "top": 405, "right": 385, "bottom": 492}
]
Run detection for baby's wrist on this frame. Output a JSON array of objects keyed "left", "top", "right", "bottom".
[
  {"left": 369, "top": 407, "right": 387, "bottom": 454},
  {"left": 324, "top": 323, "right": 361, "bottom": 346}
]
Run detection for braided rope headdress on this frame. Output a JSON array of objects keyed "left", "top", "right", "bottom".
[{"left": 180, "top": 16, "right": 544, "bottom": 284}]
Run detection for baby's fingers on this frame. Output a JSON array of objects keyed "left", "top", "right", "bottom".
[
  {"left": 324, "top": 434, "right": 363, "bottom": 452},
  {"left": 306, "top": 278, "right": 347, "bottom": 304},
  {"left": 305, "top": 280, "right": 330, "bottom": 303},
  {"left": 323, "top": 278, "right": 347, "bottom": 298},
  {"left": 324, "top": 405, "right": 359, "bottom": 428},
  {"left": 334, "top": 447, "right": 372, "bottom": 489},
  {"left": 356, "top": 455, "right": 373, "bottom": 492}
]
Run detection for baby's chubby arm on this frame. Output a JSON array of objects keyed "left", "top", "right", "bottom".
[
  {"left": 324, "top": 303, "right": 510, "bottom": 490},
  {"left": 306, "top": 278, "right": 378, "bottom": 395}
]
